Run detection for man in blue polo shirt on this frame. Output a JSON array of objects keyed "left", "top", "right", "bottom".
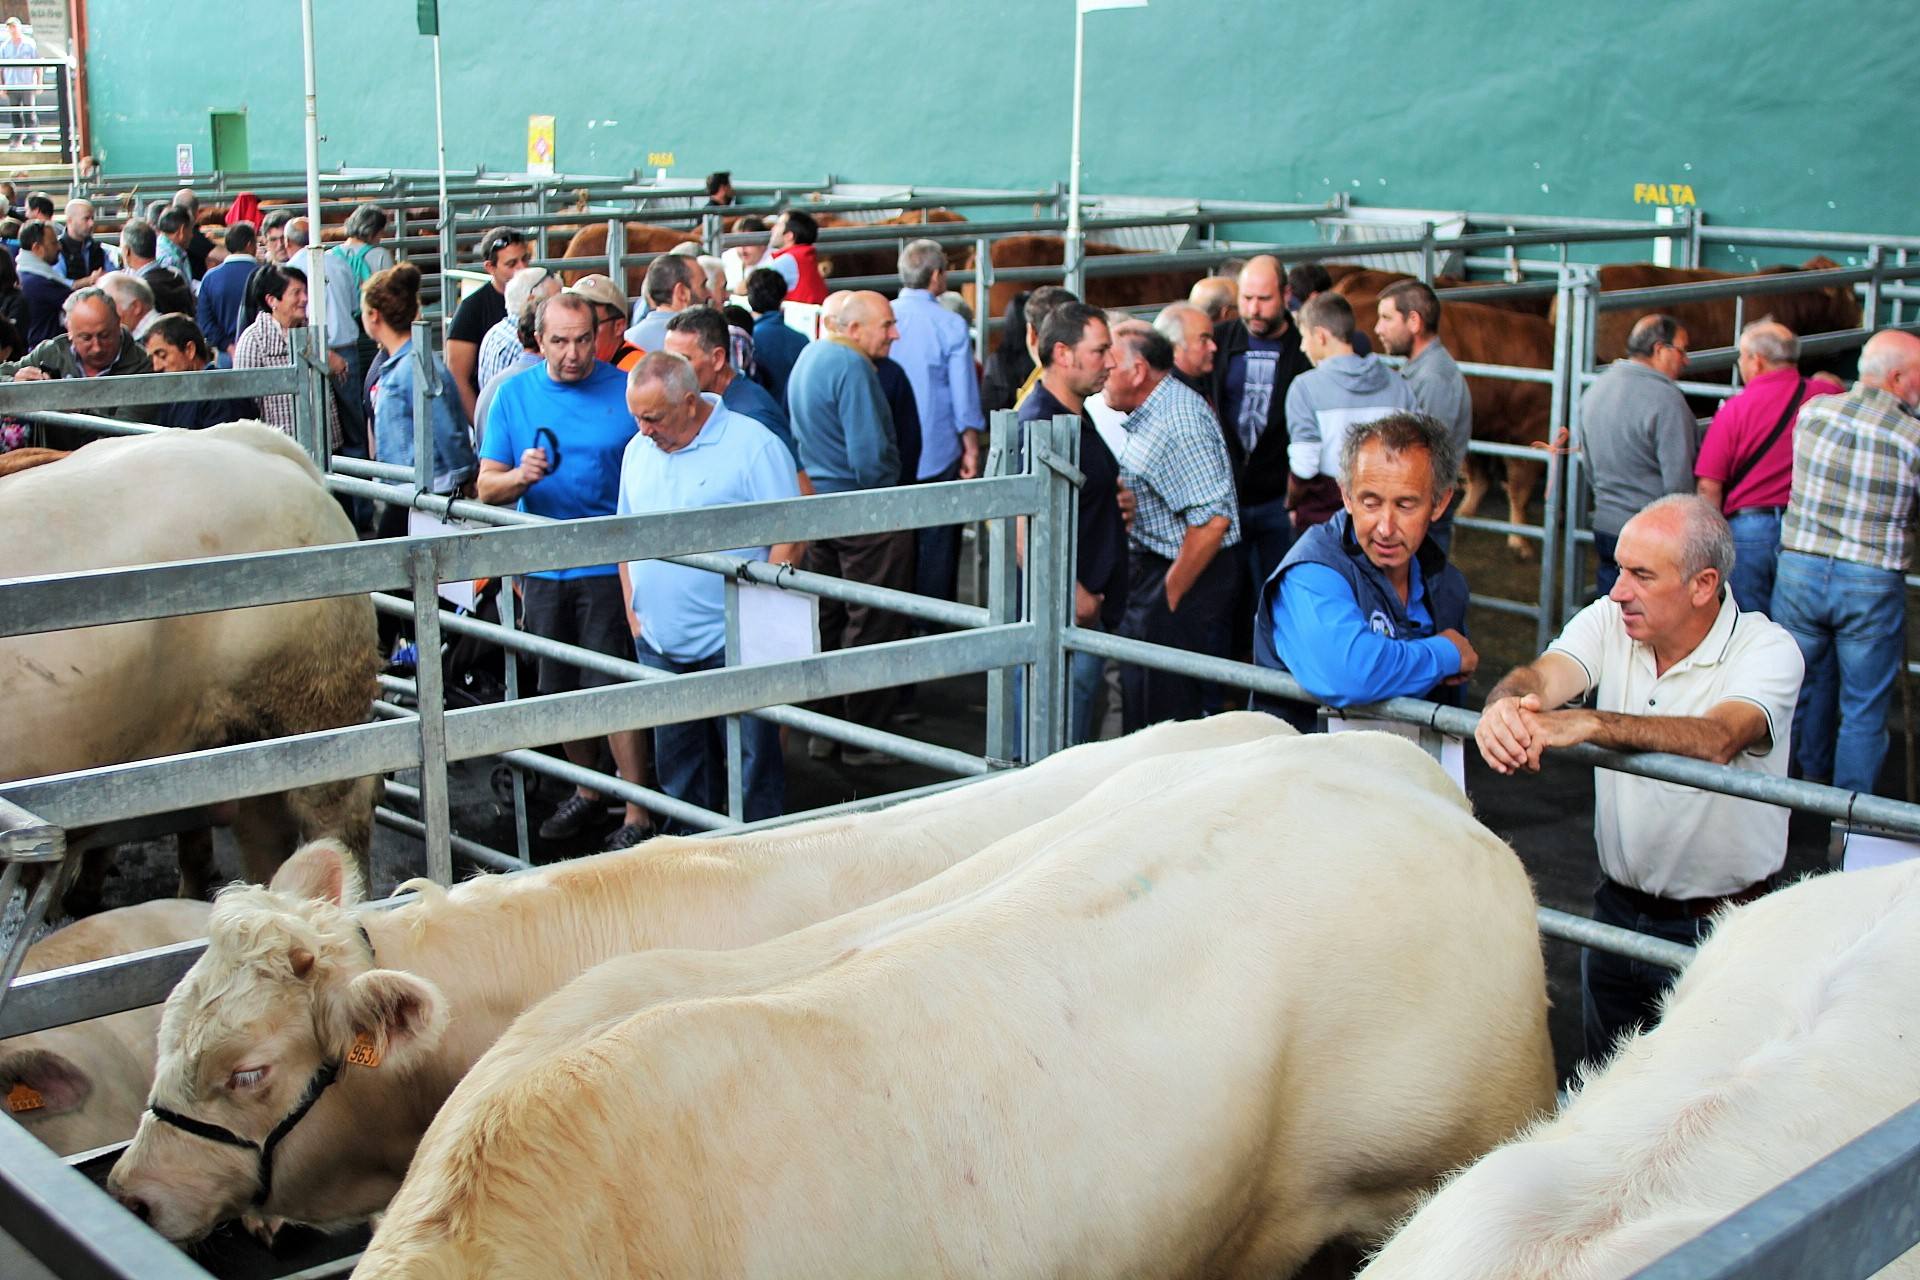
[
  {"left": 478, "top": 291, "right": 652, "bottom": 851},
  {"left": 1254, "top": 410, "right": 1476, "bottom": 730},
  {"left": 617, "top": 352, "right": 802, "bottom": 822}
]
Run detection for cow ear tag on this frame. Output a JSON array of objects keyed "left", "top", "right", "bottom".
[
  {"left": 7, "top": 1082, "right": 45, "bottom": 1112},
  {"left": 346, "top": 1032, "right": 383, "bottom": 1069}
]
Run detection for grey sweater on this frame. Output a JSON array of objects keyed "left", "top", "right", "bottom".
[{"left": 1580, "top": 359, "right": 1698, "bottom": 536}]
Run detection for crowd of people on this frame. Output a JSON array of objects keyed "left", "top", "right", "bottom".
[{"left": 5, "top": 188, "right": 1917, "bottom": 1060}]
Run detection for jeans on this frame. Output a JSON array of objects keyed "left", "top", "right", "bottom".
[
  {"left": 1581, "top": 880, "right": 1707, "bottom": 1064},
  {"left": 1771, "top": 549, "right": 1907, "bottom": 794},
  {"left": 634, "top": 645, "right": 785, "bottom": 825},
  {"left": 1593, "top": 529, "right": 1620, "bottom": 599},
  {"left": 914, "top": 460, "right": 963, "bottom": 605},
  {"left": 1725, "top": 509, "right": 1783, "bottom": 616},
  {"left": 1239, "top": 496, "right": 1295, "bottom": 604}
]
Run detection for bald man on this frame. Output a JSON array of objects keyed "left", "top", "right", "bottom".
[
  {"left": 1210, "top": 253, "right": 1315, "bottom": 594},
  {"left": 1189, "top": 276, "right": 1238, "bottom": 326},
  {"left": 786, "top": 289, "right": 913, "bottom": 761},
  {"left": 1772, "top": 328, "right": 1920, "bottom": 795},
  {"left": 1693, "top": 318, "right": 1842, "bottom": 615},
  {"left": 58, "top": 198, "right": 108, "bottom": 285}
]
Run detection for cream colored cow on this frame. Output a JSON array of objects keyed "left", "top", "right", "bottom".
[
  {"left": 0, "top": 900, "right": 211, "bottom": 1156},
  {"left": 356, "top": 731, "right": 1555, "bottom": 1280},
  {"left": 108, "top": 713, "right": 1293, "bottom": 1240},
  {"left": 1356, "top": 861, "right": 1920, "bottom": 1280}
]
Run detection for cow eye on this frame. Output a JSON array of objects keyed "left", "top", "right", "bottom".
[{"left": 227, "top": 1067, "right": 269, "bottom": 1091}]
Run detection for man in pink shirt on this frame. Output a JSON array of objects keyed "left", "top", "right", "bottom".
[{"left": 1694, "top": 319, "right": 1843, "bottom": 615}]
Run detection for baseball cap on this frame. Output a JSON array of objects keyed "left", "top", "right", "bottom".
[{"left": 564, "top": 272, "right": 627, "bottom": 314}]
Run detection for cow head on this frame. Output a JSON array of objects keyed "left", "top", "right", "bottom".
[{"left": 107, "top": 840, "right": 448, "bottom": 1242}]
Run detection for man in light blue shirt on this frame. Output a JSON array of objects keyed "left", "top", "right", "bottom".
[
  {"left": 617, "top": 352, "right": 803, "bottom": 823},
  {"left": 892, "top": 238, "right": 984, "bottom": 604}
]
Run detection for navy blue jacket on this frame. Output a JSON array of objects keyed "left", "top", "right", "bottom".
[
  {"left": 196, "top": 257, "right": 258, "bottom": 353},
  {"left": 1252, "top": 510, "right": 1469, "bottom": 728},
  {"left": 19, "top": 269, "right": 68, "bottom": 348},
  {"left": 751, "top": 310, "right": 810, "bottom": 406}
]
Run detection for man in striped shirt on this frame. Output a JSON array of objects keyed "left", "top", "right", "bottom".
[
  {"left": 1106, "top": 320, "right": 1240, "bottom": 730},
  {"left": 1771, "top": 329, "right": 1920, "bottom": 794}
]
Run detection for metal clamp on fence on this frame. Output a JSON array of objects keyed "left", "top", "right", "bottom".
[{"left": 0, "top": 796, "right": 67, "bottom": 1025}]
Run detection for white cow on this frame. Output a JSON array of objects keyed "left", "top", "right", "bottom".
[
  {"left": 356, "top": 731, "right": 1555, "bottom": 1280},
  {"left": 0, "top": 899, "right": 211, "bottom": 1156},
  {"left": 107, "top": 713, "right": 1294, "bottom": 1241},
  {"left": 1356, "top": 861, "right": 1920, "bottom": 1280},
  {"left": 0, "top": 423, "right": 380, "bottom": 912}
]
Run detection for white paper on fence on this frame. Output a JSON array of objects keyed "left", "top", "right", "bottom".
[
  {"left": 1841, "top": 830, "right": 1920, "bottom": 873},
  {"left": 407, "top": 509, "right": 478, "bottom": 611},
  {"left": 1325, "top": 715, "right": 1466, "bottom": 792},
  {"left": 736, "top": 581, "right": 820, "bottom": 667},
  {"left": 782, "top": 300, "right": 825, "bottom": 341}
]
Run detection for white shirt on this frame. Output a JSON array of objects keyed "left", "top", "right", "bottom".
[{"left": 1547, "top": 591, "right": 1805, "bottom": 898}]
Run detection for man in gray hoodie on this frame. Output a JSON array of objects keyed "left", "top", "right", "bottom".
[
  {"left": 1284, "top": 291, "right": 1416, "bottom": 529},
  {"left": 1579, "top": 313, "right": 1695, "bottom": 595}
]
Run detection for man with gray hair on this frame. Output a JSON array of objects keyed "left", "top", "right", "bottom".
[
  {"left": 98, "top": 270, "right": 157, "bottom": 340},
  {"left": 1693, "top": 318, "right": 1841, "bottom": 616},
  {"left": 1579, "top": 312, "right": 1695, "bottom": 596},
  {"left": 892, "top": 236, "right": 984, "bottom": 605},
  {"left": 1771, "top": 328, "right": 1920, "bottom": 797},
  {"left": 615, "top": 351, "right": 802, "bottom": 823},
  {"left": 1152, "top": 301, "right": 1217, "bottom": 402},
  {"left": 1475, "top": 492, "right": 1804, "bottom": 1061},
  {"left": 117, "top": 217, "right": 194, "bottom": 315},
  {"left": 1254, "top": 411, "right": 1471, "bottom": 732}
]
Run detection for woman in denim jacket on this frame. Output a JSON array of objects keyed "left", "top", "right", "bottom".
[{"left": 361, "top": 262, "right": 477, "bottom": 538}]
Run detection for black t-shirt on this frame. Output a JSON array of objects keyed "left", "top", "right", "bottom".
[
  {"left": 1018, "top": 381, "right": 1128, "bottom": 630},
  {"left": 449, "top": 284, "right": 506, "bottom": 347}
]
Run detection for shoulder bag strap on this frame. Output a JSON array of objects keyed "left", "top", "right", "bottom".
[{"left": 1722, "top": 377, "right": 1804, "bottom": 497}]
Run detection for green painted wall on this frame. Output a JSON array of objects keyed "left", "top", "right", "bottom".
[{"left": 84, "top": 1, "right": 1905, "bottom": 256}]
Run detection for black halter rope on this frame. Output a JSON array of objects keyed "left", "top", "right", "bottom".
[{"left": 145, "top": 924, "right": 374, "bottom": 1208}]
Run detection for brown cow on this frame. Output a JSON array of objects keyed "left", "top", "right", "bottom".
[
  {"left": 965, "top": 235, "right": 1208, "bottom": 322},
  {"left": 813, "top": 208, "right": 969, "bottom": 282},
  {"left": 558, "top": 222, "right": 702, "bottom": 298},
  {"left": 1336, "top": 269, "right": 1555, "bottom": 556},
  {"left": 1571, "top": 256, "right": 1861, "bottom": 364}
]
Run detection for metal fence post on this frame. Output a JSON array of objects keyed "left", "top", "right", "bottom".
[
  {"left": 406, "top": 547, "right": 454, "bottom": 887},
  {"left": 497, "top": 574, "right": 531, "bottom": 864},
  {"left": 533, "top": 184, "right": 550, "bottom": 263},
  {"left": 291, "top": 324, "right": 330, "bottom": 469},
  {"left": 1419, "top": 220, "right": 1436, "bottom": 283},
  {"left": 607, "top": 217, "right": 626, "bottom": 293},
  {"left": 1536, "top": 269, "right": 1575, "bottom": 655},
  {"left": 410, "top": 318, "right": 436, "bottom": 497},
  {"left": 1865, "top": 243, "right": 1885, "bottom": 330},
  {"left": 722, "top": 575, "right": 747, "bottom": 821},
  {"left": 1063, "top": 222, "right": 1085, "bottom": 298},
  {"left": 983, "top": 410, "right": 1020, "bottom": 766},
  {"left": 973, "top": 234, "right": 994, "bottom": 365},
  {"left": 1559, "top": 268, "right": 1596, "bottom": 624},
  {"left": 1024, "top": 415, "right": 1077, "bottom": 761}
]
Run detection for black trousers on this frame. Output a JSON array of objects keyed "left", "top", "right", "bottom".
[
  {"left": 1118, "top": 545, "right": 1238, "bottom": 733},
  {"left": 805, "top": 529, "right": 916, "bottom": 729}
]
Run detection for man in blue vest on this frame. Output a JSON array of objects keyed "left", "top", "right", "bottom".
[{"left": 1253, "top": 411, "right": 1476, "bottom": 730}]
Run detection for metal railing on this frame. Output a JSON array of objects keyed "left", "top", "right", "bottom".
[{"left": 0, "top": 59, "right": 76, "bottom": 163}]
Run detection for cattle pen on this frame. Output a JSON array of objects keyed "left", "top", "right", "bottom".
[{"left": 7, "top": 171, "right": 1920, "bottom": 1278}]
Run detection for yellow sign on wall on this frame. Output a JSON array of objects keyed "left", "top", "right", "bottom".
[
  {"left": 647, "top": 151, "right": 676, "bottom": 169},
  {"left": 1634, "top": 182, "right": 1696, "bottom": 207},
  {"left": 527, "top": 115, "right": 555, "bottom": 176}
]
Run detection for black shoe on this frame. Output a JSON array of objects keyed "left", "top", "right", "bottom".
[
  {"left": 602, "top": 821, "right": 657, "bottom": 852},
  {"left": 539, "top": 793, "right": 608, "bottom": 841}
]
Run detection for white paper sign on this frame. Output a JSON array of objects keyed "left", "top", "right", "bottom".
[
  {"left": 175, "top": 143, "right": 194, "bottom": 176},
  {"left": 1840, "top": 829, "right": 1920, "bottom": 873},
  {"left": 1325, "top": 716, "right": 1467, "bottom": 792},
  {"left": 407, "top": 509, "right": 479, "bottom": 611},
  {"left": 736, "top": 581, "right": 819, "bottom": 667}
]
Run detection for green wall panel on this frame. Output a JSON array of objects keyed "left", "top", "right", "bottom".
[{"left": 84, "top": 1, "right": 1905, "bottom": 258}]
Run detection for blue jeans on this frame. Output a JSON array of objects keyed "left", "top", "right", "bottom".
[
  {"left": 1240, "top": 496, "right": 1295, "bottom": 604},
  {"left": 913, "top": 460, "right": 963, "bottom": 605},
  {"left": 634, "top": 644, "right": 785, "bottom": 825},
  {"left": 1725, "top": 509, "right": 1783, "bottom": 616},
  {"left": 1771, "top": 550, "right": 1906, "bottom": 794}
]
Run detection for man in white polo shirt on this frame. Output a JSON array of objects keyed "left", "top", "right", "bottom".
[
  {"left": 616, "top": 351, "right": 803, "bottom": 824},
  {"left": 1474, "top": 493, "right": 1804, "bottom": 1062}
]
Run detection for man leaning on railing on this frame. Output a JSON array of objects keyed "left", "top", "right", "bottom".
[{"left": 1473, "top": 494, "right": 1804, "bottom": 1067}]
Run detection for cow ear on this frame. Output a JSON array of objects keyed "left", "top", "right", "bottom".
[
  {"left": 270, "top": 839, "right": 364, "bottom": 907},
  {"left": 0, "top": 1047, "right": 92, "bottom": 1116},
  {"left": 325, "top": 970, "right": 447, "bottom": 1072}
]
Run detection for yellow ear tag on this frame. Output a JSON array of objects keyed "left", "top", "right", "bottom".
[
  {"left": 346, "top": 1032, "right": 383, "bottom": 1069},
  {"left": 7, "top": 1082, "right": 45, "bottom": 1113}
]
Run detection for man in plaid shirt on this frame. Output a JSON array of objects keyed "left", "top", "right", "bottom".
[
  {"left": 1771, "top": 329, "right": 1920, "bottom": 794},
  {"left": 1105, "top": 321, "right": 1241, "bottom": 730}
]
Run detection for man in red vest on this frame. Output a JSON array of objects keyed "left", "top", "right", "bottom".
[{"left": 768, "top": 210, "right": 828, "bottom": 305}]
